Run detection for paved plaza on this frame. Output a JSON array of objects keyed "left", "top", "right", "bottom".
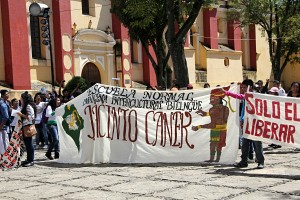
[{"left": 1, "top": 144, "right": 300, "bottom": 200}]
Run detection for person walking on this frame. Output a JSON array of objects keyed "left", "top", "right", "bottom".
[
  {"left": 45, "top": 97, "right": 61, "bottom": 160},
  {"left": 18, "top": 92, "right": 36, "bottom": 167}
]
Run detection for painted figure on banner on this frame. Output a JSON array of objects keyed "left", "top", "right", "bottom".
[{"left": 192, "top": 86, "right": 231, "bottom": 162}]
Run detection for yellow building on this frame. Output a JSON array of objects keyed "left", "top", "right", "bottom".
[{"left": 0, "top": 0, "right": 298, "bottom": 94}]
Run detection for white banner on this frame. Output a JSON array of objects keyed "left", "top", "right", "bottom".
[
  {"left": 0, "top": 117, "right": 24, "bottom": 170},
  {"left": 243, "top": 93, "right": 300, "bottom": 147},
  {"left": 56, "top": 84, "right": 240, "bottom": 164}
]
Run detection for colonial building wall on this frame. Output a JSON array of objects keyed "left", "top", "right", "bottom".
[
  {"left": 70, "top": 0, "right": 111, "bottom": 33},
  {"left": 255, "top": 26, "right": 272, "bottom": 83},
  {"left": 206, "top": 51, "right": 243, "bottom": 86},
  {"left": 0, "top": 2, "right": 4, "bottom": 81},
  {"left": 282, "top": 55, "right": 300, "bottom": 90}
]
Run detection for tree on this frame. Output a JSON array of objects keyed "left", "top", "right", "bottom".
[
  {"left": 165, "top": 0, "right": 213, "bottom": 87},
  {"left": 229, "top": 0, "right": 300, "bottom": 81},
  {"left": 111, "top": 0, "right": 169, "bottom": 87},
  {"left": 111, "top": 0, "right": 214, "bottom": 88}
]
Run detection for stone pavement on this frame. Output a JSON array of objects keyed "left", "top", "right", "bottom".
[{"left": 1, "top": 145, "right": 300, "bottom": 200}]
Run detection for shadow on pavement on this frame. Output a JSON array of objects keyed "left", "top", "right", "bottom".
[{"left": 214, "top": 167, "right": 300, "bottom": 180}]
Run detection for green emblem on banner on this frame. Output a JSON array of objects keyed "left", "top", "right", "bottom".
[{"left": 62, "top": 104, "right": 84, "bottom": 151}]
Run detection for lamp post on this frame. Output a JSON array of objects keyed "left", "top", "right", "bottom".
[{"left": 29, "top": 3, "right": 55, "bottom": 88}]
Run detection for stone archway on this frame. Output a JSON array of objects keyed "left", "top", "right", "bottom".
[{"left": 81, "top": 62, "right": 101, "bottom": 85}]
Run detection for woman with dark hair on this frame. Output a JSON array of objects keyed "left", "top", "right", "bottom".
[
  {"left": 34, "top": 92, "right": 48, "bottom": 149},
  {"left": 286, "top": 82, "right": 300, "bottom": 151},
  {"left": 45, "top": 97, "right": 61, "bottom": 160},
  {"left": 18, "top": 91, "right": 36, "bottom": 167},
  {"left": 287, "top": 82, "right": 300, "bottom": 97}
]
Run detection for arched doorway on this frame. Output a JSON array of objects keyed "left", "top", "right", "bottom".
[{"left": 81, "top": 62, "right": 101, "bottom": 85}]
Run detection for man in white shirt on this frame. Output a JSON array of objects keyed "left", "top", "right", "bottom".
[{"left": 272, "top": 80, "right": 286, "bottom": 96}]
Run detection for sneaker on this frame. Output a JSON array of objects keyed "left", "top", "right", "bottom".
[
  {"left": 233, "top": 162, "right": 248, "bottom": 168},
  {"left": 54, "top": 152, "right": 59, "bottom": 159},
  {"left": 268, "top": 144, "right": 276, "bottom": 148},
  {"left": 45, "top": 152, "right": 54, "bottom": 160},
  {"left": 34, "top": 145, "right": 40, "bottom": 150},
  {"left": 43, "top": 145, "right": 49, "bottom": 149},
  {"left": 248, "top": 158, "right": 255, "bottom": 163},
  {"left": 22, "top": 162, "right": 34, "bottom": 167},
  {"left": 257, "top": 163, "right": 264, "bottom": 169}
]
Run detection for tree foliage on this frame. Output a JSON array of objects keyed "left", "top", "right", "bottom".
[
  {"left": 111, "top": 0, "right": 214, "bottom": 88},
  {"left": 229, "top": 0, "right": 300, "bottom": 81}
]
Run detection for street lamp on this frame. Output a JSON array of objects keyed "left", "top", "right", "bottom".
[{"left": 29, "top": 3, "right": 55, "bottom": 88}]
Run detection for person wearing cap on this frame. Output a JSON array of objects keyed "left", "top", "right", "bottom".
[
  {"left": 272, "top": 80, "right": 286, "bottom": 96},
  {"left": 255, "top": 79, "right": 269, "bottom": 94},
  {"left": 268, "top": 87, "right": 279, "bottom": 96},
  {"left": 267, "top": 87, "right": 282, "bottom": 149},
  {"left": 187, "top": 84, "right": 193, "bottom": 90}
]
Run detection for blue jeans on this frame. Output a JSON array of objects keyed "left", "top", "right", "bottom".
[
  {"left": 23, "top": 135, "right": 34, "bottom": 162},
  {"left": 241, "top": 138, "right": 264, "bottom": 164},
  {"left": 0, "top": 128, "right": 9, "bottom": 154},
  {"left": 35, "top": 123, "right": 48, "bottom": 146},
  {"left": 47, "top": 124, "right": 59, "bottom": 153}
]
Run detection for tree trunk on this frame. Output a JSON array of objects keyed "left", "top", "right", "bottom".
[{"left": 171, "top": 39, "right": 189, "bottom": 88}]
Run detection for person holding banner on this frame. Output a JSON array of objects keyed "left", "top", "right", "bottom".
[
  {"left": 45, "top": 97, "right": 61, "bottom": 160},
  {"left": 18, "top": 92, "right": 36, "bottom": 167},
  {"left": 223, "top": 79, "right": 265, "bottom": 169}
]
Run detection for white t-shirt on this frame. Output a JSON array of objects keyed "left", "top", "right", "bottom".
[
  {"left": 35, "top": 102, "right": 47, "bottom": 124},
  {"left": 278, "top": 88, "right": 286, "bottom": 96},
  {"left": 10, "top": 107, "right": 20, "bottom": 127}
]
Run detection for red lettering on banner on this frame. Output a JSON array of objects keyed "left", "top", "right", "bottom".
[
  {"left": 244, "top": 118, "right": 295, "bottom": 144},
  {"left": 254, "top": 119, "right": 264, "bottom": 136},
  {"left": 255, "top": 99, "right": 263, "bottom": 116},
  {"left": 246, "top": 94, "right": 282, "bottom": 120},
  {"left": 272, "top": 101, "right": 280, "bottom": 119},
  {"left": 263, "top": 100, "right": 271, "bottom": 118},
  {"left": 262, "top": 121, "right": 271, "bottom": 139},
  {"left": 285, "top": 102, "right": 293, "bottom": 121},
  {"left": 84, "top": 105, "right": 138, "bottom": 142},
  {"left": 145, "top": 111, "right": 193, "bottom": 149},
  {"left": 245, "top": 94, "right": 255, "bottom": 114},
  {"left": 279, "top": 124, "right": 288, "bottom": 142},
  {"left": 293, "top": 103, "right": 300, "bottom": 122},
  {"left": 271, "top": 122, "right": 279, "bottom": 140}
]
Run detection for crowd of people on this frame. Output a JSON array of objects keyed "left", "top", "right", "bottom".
[
  {"left": 0, "top": 80, "right": 79, "bottom": 167},
  {"left": 1, "top": 78, "right": 299, "bottom": 168}
]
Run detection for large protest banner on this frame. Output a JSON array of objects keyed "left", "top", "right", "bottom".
[
  {"left": 243, "top": 93, "right": 300, "bottom": 148},
  {"left": 56, "top": 84, "right": 240, "bottom": 164}
]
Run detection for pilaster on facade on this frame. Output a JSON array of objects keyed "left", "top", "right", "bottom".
[
  {"left": 112, "top": 14, "right": 132, "bottom": 88},
  {"left": 203, "top": 8, "right": 218, "bottom": 50},
  {"left": 52, "top": 0, "right": 74, "bottom": 83},
  {"left": 1, "top": 0, "right": 31, "bottom": 89}
]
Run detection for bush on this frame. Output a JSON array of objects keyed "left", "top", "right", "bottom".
[{"left": 64, "top": 76, "right": 90, "bottom": 97}]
